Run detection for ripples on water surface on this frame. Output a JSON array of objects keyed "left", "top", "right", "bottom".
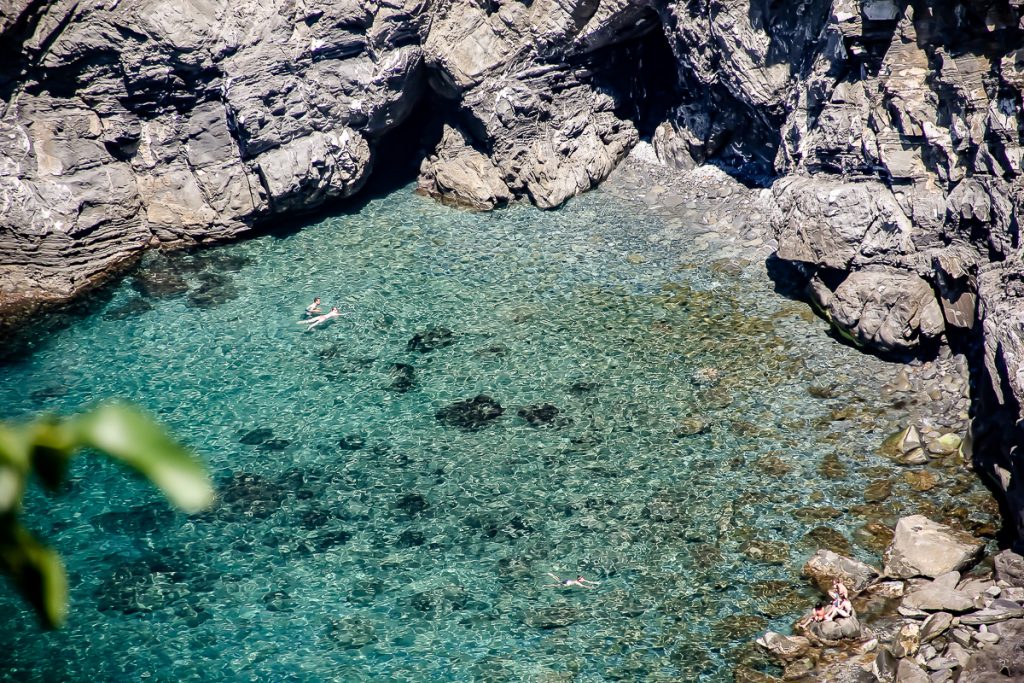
[{"left": 0, "top": 185, "right": 989, "bottom": 680}]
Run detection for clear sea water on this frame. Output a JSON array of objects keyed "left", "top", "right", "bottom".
[{"left": 0, "top": 184, "right": 994, "bottom": 681}]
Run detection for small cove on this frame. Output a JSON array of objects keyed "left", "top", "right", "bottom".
[{"left": 0, "top": 183, "right": 998, "bottom": 681}]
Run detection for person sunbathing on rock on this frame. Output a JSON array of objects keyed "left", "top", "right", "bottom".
[
  {"left": 829, "top": 595, "right": 853, "bottom": 620},
  {"left": 298, "top": 307, "right": 340, "bottom": 330},
  {"left": 828, "top": 579, "right": 849, "bottom": 603},
  {"left": 796, "top": 602, "right": 831, "bottom": 628},
  {"left": 545, "top": 573, "right": 599, "bottom": 589}
]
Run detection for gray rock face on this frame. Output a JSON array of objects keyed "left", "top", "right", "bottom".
[
  {"left": 884, "top": 516, "right": 985, "bottom": 579},
  {"left": 994, "top": 550, "right": 1024, "bottom": 588},
  {"left": 959, "top": 619, "right": 1024, "bottom": 682}
]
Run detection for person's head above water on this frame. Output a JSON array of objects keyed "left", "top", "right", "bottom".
[
  {"left": 314, "top": 297, "right": 321, "bottom": 303},
  {"left": 330, "top": 307, "right": 339, "bottom": 312}
]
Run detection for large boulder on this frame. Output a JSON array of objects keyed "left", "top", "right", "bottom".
[
  {"left": 755, "top": 631, "right": 811, "bottom": 661},
  {"left": 826, "top": 268, "right": 946, "bottom": 352},
  {"left": 803, "top": 548, "right": 879, "bottom": 594},
  {"left": 883, "top": 516, "right": 985, "bottom": 579}
]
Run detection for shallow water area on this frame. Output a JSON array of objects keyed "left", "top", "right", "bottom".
[{"left": 0, "top": 184, "right": 995, "bottom": 681}]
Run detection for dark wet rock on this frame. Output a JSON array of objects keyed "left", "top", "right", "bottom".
[
  {"left": 131, "top": 265, "right": 189, "bottom": 299},
  {"left": 186, "top": 272, "right": 240, "bottom": 309},
  {"left": 407, "top": 327, "right": 454, "bottom": 353},
  {"left": 516, "top": 403, "right": 563, "bottom": 427},
  {"left": 257, "top": 438, "right": 291, "bottom": 452},
  {"left": 395, "top": 493, "right": 429, "bottom": 516},
  {"left": 387, "top": 363, "right": 416, "bottom": 392},
  {"left": 337, "top": 434, "right": 366, "bottom": 451},
  {"left": 435, "top": 394, "right": 504, "bottom": 431},
  {"left": 102, "top": 298, "right": 153, "bottom": 321},
  {"left": 239, "top": 428, "right": 274, "bottom": 445}
]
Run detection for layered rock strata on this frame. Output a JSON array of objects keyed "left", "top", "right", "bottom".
[{"left": 2, "top": 2, "right": 1024, "bottom": 542}]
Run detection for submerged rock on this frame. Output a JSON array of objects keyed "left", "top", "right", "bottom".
[
  {"left": 516, "top": 403, "right": 562, "bottom": 427},
  {"left": 239, "top": 428, "right": 275, "bottom": 445},
  {"left": 131, "top": 266, "right": 189, "bottom": 299},
  {"left": 102, "top": 298, "right": 153, "bottom": 321},
  {"left": 435, "top": 394, "right": 504, "bottom": 431},
  {"left": 407, "top": 327, "right": 455, "bottom": 353},
  {"left": 387, "top": 363, "right": 416, "bottom": 392},
  {"left": 186, "top": 272, "right": 239, "bottom": 309}
]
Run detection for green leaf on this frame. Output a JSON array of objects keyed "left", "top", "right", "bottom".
[
  {"left": 27, "top": 418, "right": 77, "bottom": 491},
  {"left": 74, "top": 403, "right": 214, "bottom": 514},
  {"left": 0, "top": 423, "right": 31, "bottom": 472},
  {"left": 0, "top": 521, "right": 68, "bottom": 628}
]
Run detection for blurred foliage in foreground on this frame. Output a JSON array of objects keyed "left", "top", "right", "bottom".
[{"left": 0, "top": 403, "right": 214, "bottom": 628}]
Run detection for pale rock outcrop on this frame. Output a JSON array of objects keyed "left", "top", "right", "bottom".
[
  {"left": 417, "top": 125, "right": 511, "bottom": 210},
  {"left": 884, "top": 516, "right": 985, "bottom": 580}
]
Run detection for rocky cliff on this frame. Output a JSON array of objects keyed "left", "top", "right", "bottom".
[{"left": 1, "top": 0, "right": 1023, "bottom": 544}]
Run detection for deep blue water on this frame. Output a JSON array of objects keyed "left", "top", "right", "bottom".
[{"left": 0, "top": 186, "right": 989, "bottom": 681}]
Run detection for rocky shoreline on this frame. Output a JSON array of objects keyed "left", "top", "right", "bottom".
[{"left": 754, "top": 526, "right": 1024, "bottom": 683}]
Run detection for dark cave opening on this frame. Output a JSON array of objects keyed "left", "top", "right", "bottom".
[{"left": 583, "top": 15, "right": 686, "bottom": 141}]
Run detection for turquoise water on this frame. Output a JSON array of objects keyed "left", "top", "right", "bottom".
[{"left": 0, "top": 186, "right": 991, "bottom": 680}]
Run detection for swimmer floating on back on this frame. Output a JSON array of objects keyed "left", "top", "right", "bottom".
[
  {"left": 298, "top": 307, "right": 341, "bottom": 330},
  {"left": 545, "top": 573, "right": 599, "bottom": 589}
]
